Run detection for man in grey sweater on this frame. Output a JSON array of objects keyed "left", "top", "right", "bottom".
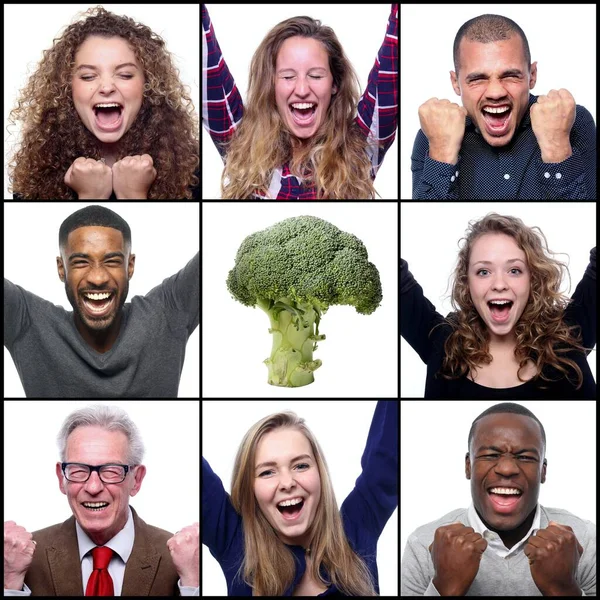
[
  {"left": 401, "top": 403, "right": 596, "bottom": 596},
  {"left": 4, "top": 205, "right": 199, "bottom": 398}
]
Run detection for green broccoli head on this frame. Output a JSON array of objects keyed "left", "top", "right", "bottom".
[
  {"left": 226, "top": 215, "right": 382, "bottom": 315},
  {"left": 226, "top": 216, "right": 382, "bottom": 387}
]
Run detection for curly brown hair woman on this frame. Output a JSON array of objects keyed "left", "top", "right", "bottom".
[{"left": 7, "top": 5, "right": 199, "bottom": 199}]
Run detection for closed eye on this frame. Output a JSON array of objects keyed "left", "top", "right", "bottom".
[
  {"left": 481, "top": 454, "right": 536, "bottom": 461},
  {"left": 282, "top": 76, "right": 323, "bottom": 80},
  {"left": 81, "top": 75, "right": 133, "bottom": 81}
]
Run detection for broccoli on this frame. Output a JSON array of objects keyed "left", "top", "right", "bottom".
[{"left": 226, "top": 215, "right": 382, "bottom": 387}]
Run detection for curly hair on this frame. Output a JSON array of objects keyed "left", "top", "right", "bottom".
[
  {"left": 7, "top": 5, "right": 199, "bottom": 199},
  {"left": 437, "top": 213, "right": 589, "bottom": 390},
  {"left": 220, "top": 16, "right": 385, "bottom": 199}
]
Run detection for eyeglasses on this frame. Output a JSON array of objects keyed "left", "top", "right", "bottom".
[{"left": 61, "top": 462, "right": 133, "bottom": 484}]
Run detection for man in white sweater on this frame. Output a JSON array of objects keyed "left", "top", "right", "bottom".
[{"left": 401, "top": 402, "right": 596, "bottom": 596}]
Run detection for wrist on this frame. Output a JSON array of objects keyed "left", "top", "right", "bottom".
[
  {"left": 539, "top": 140, "right": 572, "bottom": 163},
  {"left": 541, "top": 583, "right": 582, "bottom": 596},
  {"left": 428, "top": 144, "right": 459, "bottom": 165},
  {"left": 179, "top": 575, "right": 199, "bottom": 588},
  {"left": 432, "top": 575, "right": 466, "bottom": 596}
]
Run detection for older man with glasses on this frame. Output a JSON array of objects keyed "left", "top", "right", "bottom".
[{"left": 3, "top": 404, "right": 199, "bottom": 596}]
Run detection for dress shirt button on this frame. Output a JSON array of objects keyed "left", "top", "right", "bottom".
[
  {"left": 555, "top": 173, "right": 562, "bottom": 179},
  {"left": 504, "top": 174, "right": 510, "bottom": 180},
  {"left": 544, "top": 172, "right": 551, "bottom": 178},
  {"left": 451, "top": 175, "right": 455, "bottom": 182},
  {"left": 455, "top": 171, "right": 459, "bottom": 177}
]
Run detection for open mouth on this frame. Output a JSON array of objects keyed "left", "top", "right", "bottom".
[
  {"left": 289, "top": 103, "right": 317, "bottom": 127},
  {"left": 486, "top": 487, "right": 523, "bottom": 514},
  {"left": 93, "top": 103, "right": 124, "bottom": 132},
  {"left": 481, "top": 104, "right": 512, "bottom": 137},
  {"left": 276, "top": 498, "right": 305, "bottom": 522},
  {"left": 487, "top": 300, "right": 513, "bottom": 324},
  {"left": 81, "top": 501, "right": 111, "bottom": 513},
  {"left": 81, "top": 291, "right": 116, "bottom": 318}
]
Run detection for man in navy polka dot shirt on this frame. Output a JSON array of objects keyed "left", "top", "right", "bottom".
[{"left": 411, "top": 14, "right": 596, "bottom": 200}]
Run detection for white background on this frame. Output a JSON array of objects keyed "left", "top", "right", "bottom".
[
  {"left": 3, "top": 3, "right": 200, "bottom": 199},
  {"left": 202, "top": 202, "right": 398, "bottom": 397},
  {"left": 202, "top": 400, "right": 398, "bottom": 596},
  {"left": 3, "top": 202, "right": 200, "bottom": 398},
  {"left": 400, "top": 400, "right": 596, "bottom": 573},
  {"left": 400, "top": 202, "right": 597, "bottom": 398},
  {"left": 201, "top": 3, "right": 398, "bottom": 199},
  {"left": 4, "top": 400, "right": 199, "bottom": 535},
  {"left": 400, "top": 3, "right": 597, "bottom": 200}
]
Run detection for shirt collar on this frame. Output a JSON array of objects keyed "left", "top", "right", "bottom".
[
  {"left": 468, "top": 501, "right": 541, "bottom": 553},
  {"left": 76, "top": 505, "right": 135, "bottom": 563}
]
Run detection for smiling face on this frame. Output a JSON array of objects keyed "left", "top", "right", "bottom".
[
  {"left": 275, "top": 36, "right": 337, "bottom": 140},
  {"left": 57, "top": 226, "right": 135, "bottom": 334},
  {"left": 468, "top": 233, "right": 530, "bottom": 345},
  {"left": 55, "top": 425, "right": 146, "bottom": 546},
  {"left": 451, "top": 36, "right": 537, "bottom": 147},
  {"left": 466, "top": 413, "right": 546, "bottom": 548},
  {"left": 72, "top": 36, "right": 145, "bottom": 157},
  {"left": 253, "top": 428, "right": 321, "bottom": 548}
]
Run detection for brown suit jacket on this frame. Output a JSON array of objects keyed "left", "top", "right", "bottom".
[{"left": 24, "top": 506, "right": 180, "bottom": 596}]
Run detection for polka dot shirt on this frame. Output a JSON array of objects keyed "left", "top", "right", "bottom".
[{"left": 411, "top": 93, "right": 596, "bottom": 199}]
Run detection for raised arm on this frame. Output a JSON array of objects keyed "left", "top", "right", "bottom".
[
  {"left": 201, "top": 4, "right": 244, "bottom": 161},
  {"left": 564, "top": 246, "right": 596, "bottom": 352},
  {"left": 400, "top": 259, "right": 447, "bottom": 364},
  {"left": 355, "top": 3, "right": 398, "bottom": 180}
]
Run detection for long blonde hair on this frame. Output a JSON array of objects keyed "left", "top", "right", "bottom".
[
  {"left": 220, "top": 16, "right": 384, "bottom": 199},
  {"left": 230, "top": 411, "right": 378, "bottom": 596}
]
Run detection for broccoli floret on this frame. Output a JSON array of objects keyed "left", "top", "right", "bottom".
[{"left": 226, "top": 215, "right": 382, "bottom": 387}]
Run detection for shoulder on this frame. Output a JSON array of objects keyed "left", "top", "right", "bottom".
[
  {"left": 540, "top": 505, "right": 596, "bottom": 541},
  {"left": 131, "top": 507, "right": 174, "bottom": 546},
  {"left": 406, "top": 508, "right": 469, "bottom": 547}
]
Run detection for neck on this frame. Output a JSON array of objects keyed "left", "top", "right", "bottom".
[{"left": 74, "top": 311, "right": 123, "bottom": 354}]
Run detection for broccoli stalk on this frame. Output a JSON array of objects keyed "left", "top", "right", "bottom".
[
  {"left": 257, "top": 298, "right": 326, "bottom": 387},
  {"left": 227, "top": 216, "right": 382, "bottom": 387}
]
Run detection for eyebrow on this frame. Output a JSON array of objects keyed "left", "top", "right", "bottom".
[
  {"left": 465, "top": 69, "right": 523, "bottom": 83},
  {"left": 476, "top": 446, "right": 540, "bottom": 456},
  {"left": 472, "top": 258, "right": 525, "bottom": 266},
  {"left": 75, "top": 63, "right": 138, "bottom": 72},
  {"left": 68, "top": 252, "right": 125, "bottom": 262},
  {"left": 255, "top": 454, "right": 312, "bottom": 471},
  {"left": 277, "top": 67, "right": 327, "bottom": 74}
]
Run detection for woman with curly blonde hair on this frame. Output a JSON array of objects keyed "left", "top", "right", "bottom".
[
  {"left": 202, "top": 402, "right": 398, "bottom": 595},
  {"left": 401, "top": 213, "right": 596, "bottom": 398},
  {"left": 202, "top": 4, "right": 398, "bottom": 199},
  {"left": 7, "top": 5, "right": 199, "bottom": 199}
]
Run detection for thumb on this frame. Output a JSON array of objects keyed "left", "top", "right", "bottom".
[{"left": 64, "top": 163, "right": 73, "bottom": 186}]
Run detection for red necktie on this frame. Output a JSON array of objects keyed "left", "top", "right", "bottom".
[{"left": 85, "top": 546, "right": 114, "bottom": 596}]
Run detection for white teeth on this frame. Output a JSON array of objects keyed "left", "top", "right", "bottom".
[
  {"left": 94, "top": 103, "right": 121, "bottom": 109},
  {"left": 490, "top": 487, "right": 522, "bottom": 495},
  {"left": 483, "top": 106, "right": 510, "bottom": 114},
  {"left": 277, "top": 497, "right": 303, "bottom": 507},
  {"left": 489, "top": 300, "right": 511, "bottom": 305},
  {"left": 82, "top": 502, "right": 109, "bottom": 507},
  {"left": 84, "top": 292, "right": 111, "bottom": 300},
  {"left": 291, "top": 103, "right": 315, "bottom": 109}
]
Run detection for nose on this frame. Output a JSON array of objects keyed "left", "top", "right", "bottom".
[
  {"left": 494, "top": 456, "right": 521, "bottom": 477},
  {"left": 484, "top": 78, "right": 509, "bottom": 100},
  {"left": 293, "top": 77, "right": 312, "bottom": 97},
  {"left": 277, "top": 470, "right": 297, "bottom": 490},
  {"left": 83, "top": 471, "right": 105, "bottom": 493},
  {"left": 97, "top": 76, "right": 117, "bottom": 95},
  {"left": 85, "top": 265, "right": 111, "bottom": 287},
  {"left": 490, "top": 271, "right": 509, "bottom": 291}
]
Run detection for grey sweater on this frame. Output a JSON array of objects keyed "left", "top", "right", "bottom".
[
  {"left": 401, "top": 506, "right": 596, "bottom": 596},
  {"left": 4, "top": 253, "right": 199, "bottom": 398}
]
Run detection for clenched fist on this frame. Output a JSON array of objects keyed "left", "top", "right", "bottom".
[
  {"left": 530, "top": 89, "right": 576, "bottom": 163},
  {"left": 428, "top": 522, "right": 487, "bottom": 596},
  {"left": 524, "top": 521, "right": 583, "bottom": 596},
  {"left": 418, "top": 98, "right": 468, "bottom": 165},
  {"left": 64, "top": 157, "right": 113, "bottom": 199},
  {"left": 112, "top": 154, "right": 157, "bottom": 199},
  {"left": 4, "top": 521, "right": 36, "bottom": 591},
  {"left": 167, "top": 522, "right": 199, "bottom": 587}
]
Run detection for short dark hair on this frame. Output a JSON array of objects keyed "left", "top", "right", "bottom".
[
  {"left": 453, "top": 14, "right": 531, "bottom": 77},
  {"left": 468, "top": 402, "right": 546, "bottom": 454},
  {"left": 59, "top": 205, "right": 132, "bottom": 253}
]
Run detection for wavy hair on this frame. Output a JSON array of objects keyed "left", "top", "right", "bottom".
[
  {"left": 220, "top": 16, "right": 384, "bottom": 199},
  {"left": 230, "top": 411, "right": 377, "bottom": 596},
  {"left": 7, "top": 5, "right": 199, "bottom": 199},
  {"left": 56, "top": 404, "right": 145, "bottom": 465},
  {"left": 437, "top": 213, "right": 589, "bottom": 390}
]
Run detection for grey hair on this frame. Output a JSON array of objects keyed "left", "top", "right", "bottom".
[{"left": 57, "top": 404, "right": 145, "bottom": 465}]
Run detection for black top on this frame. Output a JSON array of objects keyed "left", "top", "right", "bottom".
[
  {"left": 13, "top": 166, "right": 199, "bottom": 200},
  {"left": 401, "top": 247, "right": 596, "bottom": 399},
  {"left": 411, "top": 93, "right": 597, "bottom": 199}
]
